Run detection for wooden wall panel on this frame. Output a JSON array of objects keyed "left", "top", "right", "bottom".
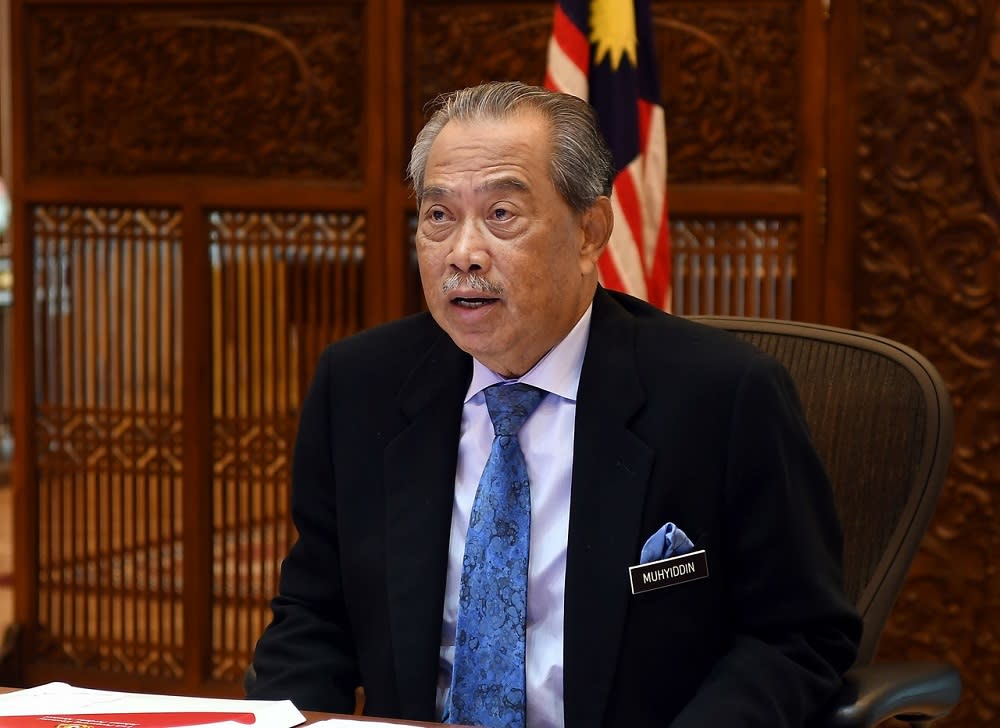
[
  {"left": 852, "top": 1, "right": 1000, "bottom": 724},
  {"left": 24, "top": 3, "right": 366, "bottom": 179},
  {"left": 26, "top": 0, "right": 366, "bottom": 181},
  {"left": 653, "top": 3, "right": 800, "bottom": 184},
  {"left": 406, "top": 2, "right": 552, "bottom": 144}
]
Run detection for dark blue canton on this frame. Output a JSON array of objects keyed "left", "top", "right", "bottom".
[{"left": 445, "top": 383, "right": 546, "bottom": 728}]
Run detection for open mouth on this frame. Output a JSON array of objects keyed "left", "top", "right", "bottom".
[{"left": 451, "top": 296, "right": 499, "bottom": 308}]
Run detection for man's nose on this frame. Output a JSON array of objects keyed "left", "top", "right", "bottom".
[{"left": 447, "top": 220, "right": 489, "bottom": 272}]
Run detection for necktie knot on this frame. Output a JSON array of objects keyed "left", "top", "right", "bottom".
[{"left": 485, "top": 383, "right": 545, "bottom": 436}]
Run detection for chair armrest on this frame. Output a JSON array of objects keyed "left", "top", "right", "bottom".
[{"left": 825, "top": 662, "right": 961, "bottom": 728}]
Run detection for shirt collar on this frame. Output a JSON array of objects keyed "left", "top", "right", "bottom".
[{"left": 464, "top": 303, "right": 593, "bottom": 403}]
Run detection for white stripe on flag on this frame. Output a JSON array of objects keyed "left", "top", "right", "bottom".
[
  {"left": 545, "top": 38, "right": 589, "bottom": 100},
  {"left": 639, "top": 106, "right": 667, "bottom": 274},
  {"left": 607, "top": 189, "right": 649, "bottom": 301}
]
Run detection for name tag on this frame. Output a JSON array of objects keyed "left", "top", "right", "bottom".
[{"left": 629, "top": 549, "right": 709, "bottom": 595}]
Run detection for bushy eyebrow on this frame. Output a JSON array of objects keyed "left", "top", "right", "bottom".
[{"left": 420, "top": 185, "right": 450, "bottom": 202}]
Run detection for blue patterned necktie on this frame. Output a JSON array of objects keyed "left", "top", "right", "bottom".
[{"left": 446, "top": 382, "right": 546, "bottom": 728}]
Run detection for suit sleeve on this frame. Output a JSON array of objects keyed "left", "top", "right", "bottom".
[
  {"left": 246, "top": 348, "right": 361, "bottom": 713},
  {"left": 670, "top": 354, "right": 862, "bottom": 728}
]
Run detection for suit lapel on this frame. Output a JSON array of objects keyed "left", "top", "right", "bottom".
[
  {"left": 564, "top": 289, "right": 653, "bottom": 728},
  {"left": 384, "top": 329, "right": 471, "bottom": 719}
]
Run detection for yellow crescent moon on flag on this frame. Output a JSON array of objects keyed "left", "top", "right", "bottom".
[{"left": 589, "top": 0, "right": 638, "bottom": 70}]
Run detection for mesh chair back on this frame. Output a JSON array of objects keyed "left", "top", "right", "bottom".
[{"left": 690, "top": 317, "right": 954, "bottom": 665}]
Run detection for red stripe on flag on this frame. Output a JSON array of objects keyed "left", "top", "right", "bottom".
[
  {"left": 637, "top": 98, "right": 653, "bottom": 155},
  {"left": 597, "top": 250, "right": 627, "bottom": 293},
  {"left": 612, "top": 169, "right": 648, "bottom": 272},
  {"left": 549, "top": 4, "right": 590, "bottom": 75},
  {"left": 646, "top": 201, "right": 672, "bottom": 309}
]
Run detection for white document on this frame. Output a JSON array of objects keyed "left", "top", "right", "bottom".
[{"left": 0, "top": 681, "right": 305, "bottom": 728}]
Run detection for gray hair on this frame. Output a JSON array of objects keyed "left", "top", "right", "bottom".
[{"left": 407, "top": 81, "right": 615, "bottom": 212}]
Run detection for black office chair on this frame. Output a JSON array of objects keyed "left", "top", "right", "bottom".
[{"left": 691, "top": 316, "right": 961, "bottom": 728}]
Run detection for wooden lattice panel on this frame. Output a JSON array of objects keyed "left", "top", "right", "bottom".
[
  {"left": 207, "top": 209, "right": 367, "bottom": 681},
  {"left": 670, "top": 217, "right": 799, "bottom": 319},
  {"left": 31, "top": 205, "right": 184, "bottom": 677}
]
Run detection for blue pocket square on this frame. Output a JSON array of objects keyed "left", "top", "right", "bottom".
[{"left": 640, "top": 522, "right": 695, "bottom": 564}]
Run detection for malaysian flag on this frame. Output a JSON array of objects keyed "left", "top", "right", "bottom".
[{"left": 545, "top": 0, "right": 671, "bottom": 310}]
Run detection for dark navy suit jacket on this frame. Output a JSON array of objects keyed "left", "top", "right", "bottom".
[{"left": 248, "top": 287, "right": 861, "bottom": 727}]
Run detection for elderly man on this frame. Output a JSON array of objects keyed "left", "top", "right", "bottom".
[{"left": 247, "top": 81, "right": 861, "bottom": 727}]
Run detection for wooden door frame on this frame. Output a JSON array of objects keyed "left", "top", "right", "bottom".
[
  {"left": 8, "top": 0, "right": 40, "bottom": 681},
  {"left": 0, "top": 0, "right": 19, "bottom": 683}
]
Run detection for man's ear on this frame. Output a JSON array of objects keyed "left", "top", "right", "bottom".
[{"left": 579, "top": 196, "right": 613, "bottom": 271}]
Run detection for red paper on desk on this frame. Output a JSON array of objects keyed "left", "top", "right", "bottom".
[{"left": 1, "top": 712, "right": 256, "bottom": 727}]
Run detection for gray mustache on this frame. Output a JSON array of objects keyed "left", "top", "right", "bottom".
[{"left": 442, "top": 273, "right": 504, "bottom": 296}]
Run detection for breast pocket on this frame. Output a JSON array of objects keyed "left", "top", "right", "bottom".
[
  {"left": 626, "top": 553, "right": 723, "bottom": 636},
  {"left": 624, "top": 571, "right": 725, "bottom": 675}
]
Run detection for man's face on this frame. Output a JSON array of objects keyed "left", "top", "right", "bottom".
[{"left": 415, "top": 111, "right": 609, "bottom": 378}]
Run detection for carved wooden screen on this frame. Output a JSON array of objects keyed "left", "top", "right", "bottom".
[
  {"left": 31, "top": 205, "right": 185, "bottom": 683},
  {"left": 207, "top": 210, "right": 367, "bottom": 684},
  {"left": 8, "top": 0, "right": 386, "bottom": 695}
]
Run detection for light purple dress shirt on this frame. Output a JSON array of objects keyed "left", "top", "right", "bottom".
[{"left": 436, "top": 305, "right": 593, "bottom": 728}]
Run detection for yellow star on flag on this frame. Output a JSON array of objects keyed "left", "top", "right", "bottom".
[{"left": 589, "top": 0, "right": 638, "bottom": 70}]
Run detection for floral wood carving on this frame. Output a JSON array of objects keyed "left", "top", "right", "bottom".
[
  {"left": 857, "top": 1, "right": 1000, "bottom": 724},
  {"left": 653, "top": 3, "right": 799, "bottom": 183},
  {"left": 26, "top": 5, "right": 365, "bottom": 179},
  {"left": 406, "top": 4, "right": 552, "bottom": 148}
]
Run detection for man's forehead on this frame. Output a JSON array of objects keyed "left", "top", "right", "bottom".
[
  {"left": 429, "top": 112, "right": 550, "bottom": 157},
  {"left": 422, "top": 122, "right": 549, "bottom": 195}
]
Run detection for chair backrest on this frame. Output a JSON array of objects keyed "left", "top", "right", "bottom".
[{"left": 690, "top": 316, "right": 954, "bottom": 665}]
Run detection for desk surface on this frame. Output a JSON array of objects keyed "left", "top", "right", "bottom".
[{"left": 0, "top": 687, "right": 440, "bottom": 726}]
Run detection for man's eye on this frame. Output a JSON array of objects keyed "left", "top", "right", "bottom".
[
  {"left": 430, "top": 209, "right": 446, "bottom": 221},
  {"left": 491, "top": 208, "right": 510, "bottom": 221}
]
